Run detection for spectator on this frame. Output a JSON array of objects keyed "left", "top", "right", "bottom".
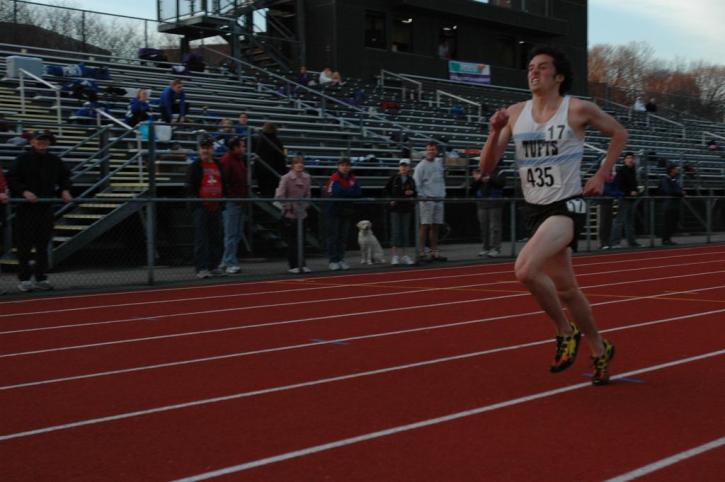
[
  {"left": 632, "top": 97, "right": 646, "bottom": 112},
  {"left": 186, "top": 136, "right": 227, "bottom": 278},
  {"left": 706, "top": 139, "right": 720, "bottom": 151},
  {"left": 253, "top": 123, "right": 287, "bottom": 197},
  {"left": 319, "top": 67, "right": 333, "bottom": 86},
  {"left": 413, "top": 142, "right": 447, "bottom": 262},
  {"left": 275, "top": 154, "right": 312, "bottom": 274},
  {"left": 383, "top": 158, "right": 417, "bottom": 265},
  {"left": 235, "top": 112, "right": 250, "bottom": 136},
  {"left": 297, "top": 66, "right": 315, "bottom": 87},
  {"left": 331, "top": 71, "right": 344, "bottom": 87},
  {"left": 597, "top": 167, "right": 621, "bottom": 250},
  {"left": 469, "top": 164, "right": 507, "bottom": 257},
  {"left": 214, "top": 118, "right": 236, "bottom": 154},
  {"left": 219, "top": 136, "right": 249, "bottom": 275},
  {"left": 609, "top": 152, "right": 641, "bottom": 248},
  {"left": 159, "top": 79, "right": 188, "bottom": 124},
  {"left": 7, "top": 130, "right": 72, "bottom": 292},
  {"left": 125, "top": 88, "right": 151, "bottom": 127},
  {"left": 645, "top": 98, "right": 658, "bottom": 113},
  {"left": 659, "top": 164, "right": 683, "bottom": 246},
  {"left": 324, "top": 157, "right": 361, "bottom": 270}
]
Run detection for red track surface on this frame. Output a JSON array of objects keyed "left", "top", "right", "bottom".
[{"left": 1, "top": 245, "right": 724, "bottom": 481}]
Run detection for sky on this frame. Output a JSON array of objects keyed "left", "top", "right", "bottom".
[{"left": 28, "top": 0, "right": 725, "bottom": 65}]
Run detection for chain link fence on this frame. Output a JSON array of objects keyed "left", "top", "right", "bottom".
[{"left": 1, "top": 195, "right": 723, "bottom": 296}]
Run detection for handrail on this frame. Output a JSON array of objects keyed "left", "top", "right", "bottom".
[
  {"left": 702, "top": 131, "right": 725, "bottom": 143},
  {"left": 435, "top": 89, "right": 481, "bottom": 119},
  {"left": 400, "top": 72, "right": 531, "bottom": 95},
  {"left": 647, "top": 113, "right": 686, "bottom": 139},
  {"left": 59, "top": 125, "right": 111, "bottom": 158},
  {"left": 584, "top": 143, "right": 607, "bottom": 155},
  {"left": 95, "top": 109, "right": 144, "bottom": 180},
  {"left": 55, "top": 151, "right": 145, "bottom": 218},
  {"left": 202, "top": 46, "right": 447, "bottom": 149},
  {"left": 18, "top": 68, "right": 63, "bottom": 135},
  {"left": 380, "top": 70, "right": 422, "bottom": 101}
]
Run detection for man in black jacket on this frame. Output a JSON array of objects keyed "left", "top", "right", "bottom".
[
  {"left": 186, "top": 135, "right": 228, "bottom": 278},
  {"left": 7, "top": 130, "right": 72, "bottom": 292},
  {"left": 659, "top": 164, "right": 684, "bottom": 245},
  {"left": 609, "top": 152, "right": 641, "bottom": 248}
]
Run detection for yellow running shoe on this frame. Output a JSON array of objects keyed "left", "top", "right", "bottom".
[
  {"left": 550, "top": 324, "right": 581, "bottom": 373},
  {"left": 591, "top": 339, "right": 616, "bottom": 386}
]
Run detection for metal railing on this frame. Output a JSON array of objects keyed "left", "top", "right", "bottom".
[
  {"left": 435, "top": 89, "right": 481, "bottom": 120},
  {"left": 380, "top": 70, "right": 422, "bottom": 101},
  {"left": 647, "top": 113, "right": 686, "bottom": 139},
  {"left": 18, "top": 68, "right": 62, "bottom": 135}
]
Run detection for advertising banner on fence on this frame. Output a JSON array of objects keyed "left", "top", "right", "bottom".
[{"left": 448, "top": 60, "right": 491, "bottom": 85}]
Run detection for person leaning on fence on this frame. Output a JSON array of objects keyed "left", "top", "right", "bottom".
[
  {"left": 659, "top": 163, "right": 684, "bottom": 246},
  {"left": 469, "top": 164, "right": 507, "bottom": 258},
  {"left": 413, "top": 141, "right": 447, "bottom": 262},
  {"left": 159, "top": 79, "right": 188, "bottom": 124},
  {"left": 384, "top": 158, "right": 417, "bottom": 265},
  {"left": 125, "top": 88, "right": 151, "bottom": 127},
  {"left": 186, "top": 136, "right": 228, "bottom": 279},
  {"left": 7, "top": 130, "right": 73, "bottom": 292},
  {"left": 252, "top": 123, "right": 287, "bottom": 197},
  {"left": 219, "top": 136, "right": 248, "bottom": 275},
  {"left": 275, "top": 154, "right": 312, "bottom": 274},
  {"left": 608, "top": 151, "right": 641, "bottom": 248},
  {"left": 324, "top": 157, "right": 361, "bottom": 271}
]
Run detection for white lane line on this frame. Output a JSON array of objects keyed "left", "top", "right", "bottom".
[
  {"left": 2, "top": 268, "right": 723, "bottom": 359},
  {"left": 3, "top": 284, "right": 724, "bottom": 391},
  {"left": 3, "top": 256, "right": 723, "bottom": 336},
  {"left": 1, "top": 310, "right": 722, "bottom": 444},
  {"left": 168, "top": 349, "right": 725, "bottom": 481},
  {"left": 605, "top": 436, "right": 725, "bottom": 482},
  {"left": 1, "top": 250, "right": 722, "bottom": 318}
]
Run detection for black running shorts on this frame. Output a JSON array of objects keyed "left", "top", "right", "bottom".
[{"left": 524, "top": 196, "right": 587, "bottom": 251}]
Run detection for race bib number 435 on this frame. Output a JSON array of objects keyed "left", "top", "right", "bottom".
[{"left": 520, "top": 165, "right": 562, "bottom": 189}]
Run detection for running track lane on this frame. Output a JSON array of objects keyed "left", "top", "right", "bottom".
[
  {"left": 1, "top": 280, "right": 723, "bottom": 431},
  {"left": 0, "top": 246, "right": 721, "bottom": 319},
  {"left": 0, "top": 314, "right": 722, "bottom": 480}
]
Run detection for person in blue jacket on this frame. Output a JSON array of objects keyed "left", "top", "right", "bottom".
[
  {"left": 159, "top": 79, "right": 188, "bottom": 123},
  {"left": 125, "top": 88, "right": 151, "bottom": 127},
  {"left": 324, "top": 157, "right": 362, "bottom": 270}
]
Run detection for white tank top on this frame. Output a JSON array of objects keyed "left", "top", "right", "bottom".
[{"left": 512, "top": 96, "right": 584, "bottom": 204}]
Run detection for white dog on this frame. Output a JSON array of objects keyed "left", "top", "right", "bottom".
[{"left": 356, "top": 220, "right": 385, "bottom": 264}]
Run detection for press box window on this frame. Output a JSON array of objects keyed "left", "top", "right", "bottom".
[
  {"left": 392, "top": 16, "right": 413, "bottom": 53},
  {"left": 365, "top": 12, "right": 386, "bottom": 49}
]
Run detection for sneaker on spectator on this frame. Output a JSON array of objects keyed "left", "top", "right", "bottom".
[
  {"left": 18, "top": 280, "right": 35, "bottom": 292},
  {"left": 301, "top": 266, "right": 312, "bottom": 273},
  {"left": 487, "top": 249, "right": 500, "bottom": 258},
  {"left": 391, "top": 255, "right": 400, "bottom": 265},
  {"left": 34, "top": 280, "right": 54, "bottom": 291},
  {"left": 329, "top": 262, "right": 341, "bottom": 271},
  {"left": 225, "top": 265, "right": 241, "bottom": 274},
  {"left": 478, "top": 250, "right": 488, "bottom": 257},
  {"left": 339, "top": 260, "right": 350, "bottom": 270},
  {"left": 196, "top": 270, "right": 211, "bottom": 279},
  {"left": 402, "top": 255, "right": 415, "bottom": 265},
  {"left": 288, "top": 267, "right": 301, "bottom": 274}
]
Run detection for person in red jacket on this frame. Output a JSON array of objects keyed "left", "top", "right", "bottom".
[{"left": 219, "top": 136, "right": 248, "bottom": 274}]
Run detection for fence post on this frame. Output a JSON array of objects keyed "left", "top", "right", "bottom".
[
  {"left": 648, "top": 197, "right": 656, "bottom": 247},
  {"left": 414, "top": 201, "right": 421, "bottom": 261},
  {"left": 99, "top": 127, "right": 110, "bottom": 190},
  {"left": 296, "top": 202, "right": 304, "bottom": 271},
  {"left": 146, "top": 122, "right": 157, "bottom": 285},
  {"left": 246, "top": 127, "right": 254, "bottom": 254},
  {"left": 585, "top": 198, "right": 592, "bottom": 252},
  {"left": 509, "top": 200, "right": 517, "bottom": 258},
  {"left": 706, "top": 197, "right": 712, "bottom": 244}
]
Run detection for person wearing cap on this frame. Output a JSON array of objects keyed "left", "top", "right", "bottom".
[
  {"left": 383, "top": 158, "right": 417, "bottom": 265},
  {"left": 219, "top": 136, "right": 248, "bottom": 274},
  {"left": 7, "top": 130, "right": 72, "bottom": 292},
  {"left": 324, "top": 157, "right": 362, "bottom": 270},
  {"left": 186, "top": 136, "right": 228, "bottom": 278},
  {"left": 275, "top": 153, "right": 312, "bottom": 274}
]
